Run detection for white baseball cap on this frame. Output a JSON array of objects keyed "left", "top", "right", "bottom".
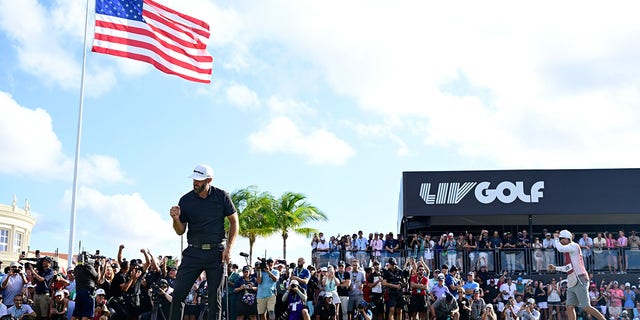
[
  {"left": 95, "top": 289, "right": 106, "bottom": 296},
  {"left": 189, "top": 164, "right": 213, "bottom": 181},
  {"left": 559, "top": 230, "right": 572, "bottom": 239}
]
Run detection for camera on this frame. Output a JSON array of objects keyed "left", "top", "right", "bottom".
[{"left": 257, "top": 258, "right": 267, "bottom": 270}]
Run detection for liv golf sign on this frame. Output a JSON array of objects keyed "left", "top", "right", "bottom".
[{"left": 419, "top": 181, "right": 545, "bottom": 205}]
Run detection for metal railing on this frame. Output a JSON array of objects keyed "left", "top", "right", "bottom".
[{"left": 310, "top": 247, "right": 640, "bottom": 274}]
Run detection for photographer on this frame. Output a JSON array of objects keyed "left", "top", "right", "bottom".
[
  {"left": 516, "top": 298, "right": 540, "bottom": 320},
  {"left": 257, "top": 258, "right": 279, "bottom": 320},
  {"left": 431, "top": 293, "right": 459, "bottom": 320},
  {"left": 481, "top": 304, "right": 496, "bottom": 320},
  {"left": 501, "top": 297, "right": 519, "bottom": 320},
  {"left": 140, "top": 279, "right": 173, "bottom": 320},
  {"left": 352, "top": 302, "right": 372, "bottom": 320},
  {"left": 25, "top": 257, "right": 54, "bottom": 320},
  {"left": 2, "top": 262, "right": 28, "bottom": 309},
  {"left": 282, "top": 280, "right": 307, "bottom": 320},
  {"left": 72, "top": 253, "right": 100, "bottom": 320},
  {"left": 382, "top": 258, "right": 404, "bottom": 320},
  {"left": 315, "top": 292, "right": 336, "bottom": 320}
]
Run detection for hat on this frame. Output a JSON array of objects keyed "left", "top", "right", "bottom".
[
  {"left": 559, "top": 230, "right": 572, "bottom": 239},
  {"left": 517, "top": 277, "right": 523, "bottom": 281},
  {"left": 625, "top": 282, "right": 631, "bottom": 287},
  {"left": 189, "top": 164, "right": 213, "bottom": 181},
  {"left": 527, "top": 298, "right": 535, "bottom": 304},
  {"left": 613, "top": 280, "right": 619, "bottom": 285},
  {"left": 486, "top": 304, "right": 493, "bottom": 309},
  {"left": 290, "top": 280, "right": 299, "bottom": 286},
  {"left": 448, "top": 233, "right": 454, "bottom": 237},
  {"left": 320, "top": 237, "right": 326, "bottom": 241},
  {"left": 242, "top": 266, "right": 251, "bottom": 272},
  {"left": 437, "top": 274, "right": 445, "bottom": 280},
  {"left": 388, "top": 257, "right": 397, "bottom": 265},
  {"left": 320, "top": 267, "right": 328, "bottom": 272},
  {"left": 55, "top": 291, "right": 64, "bottom": 297},
  {"left": 10, "top": 262, "right": 21, "bottom": 268},
  {"left": 324, "top": 292, "right": 333, "bottom": 298},
  {"left": 27, "top": 284, "right": 35, "bottom": 288},
  {"left": 473, "top": 288, "right": 481, "bottom": 293},
  {"left": 62, "top": 289, "right": 70, "bottom": 296},
  {"left": 633, "top": 286, "right": 637, "bottom": 289},
  {"left": 546, "top": 233, "right": 552, "bottom": 236},
  {"left": 338, "top": 261, "right": 346, "bottom": 266},
  {"left": 95, "top": 288, "right": 106, "bottom": 295},
  {"left": 467, "top": 272, "right": 474, "bottom": 276},
  {"left": 43, "top": 256, "right": 53, "bottom": 262}
]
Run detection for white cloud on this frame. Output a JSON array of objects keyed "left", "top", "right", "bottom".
[
  {"left": 215, "top": 1, "right": 640, "bottom": 167},
  {"left": 226, "top": 84, "right": 260, "bottom": 109},
  {"left": 0, "top": 91, "right": 130, "bottom": 183},
  {"left": 0, "top": 0, "right": 118, "bottom": 94},
  {"left": 63, "top": 187, "right": 180, "bottom": 257},
  {"left": 249, "top": 116, "right": 355, "bottom": 166}
]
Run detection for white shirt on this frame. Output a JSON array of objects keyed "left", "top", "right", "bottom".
[{"left": 553, "top": 239, "right": 587, "bottom": 287}]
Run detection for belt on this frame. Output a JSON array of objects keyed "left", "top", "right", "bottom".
[{"left": 188, "top": 243, "right": 224, "bottom": 250}]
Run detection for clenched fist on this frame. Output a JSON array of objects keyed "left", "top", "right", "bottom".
[{"left": 170, "top": 206, "right": 181, "bottom": 220}]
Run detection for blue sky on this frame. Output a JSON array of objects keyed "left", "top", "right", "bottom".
[{"left": 2, "top": 0, "right": 640, "bottom": 264}]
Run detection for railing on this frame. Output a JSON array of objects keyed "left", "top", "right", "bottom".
[{"left": 311, "top": 247, "right": 640, "bottom": 274}]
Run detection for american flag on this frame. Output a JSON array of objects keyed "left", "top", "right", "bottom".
[{"left": 92, "top": 0, "right": 213, "bottom": 83}]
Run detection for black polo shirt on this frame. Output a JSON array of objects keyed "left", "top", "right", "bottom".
[{"left": 178, "top": 186, "right": 236, "bottom": 245}]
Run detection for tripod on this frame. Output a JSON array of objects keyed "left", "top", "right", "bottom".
[{"left": 150, "top": 298, "right": 167, "bottom": 320}]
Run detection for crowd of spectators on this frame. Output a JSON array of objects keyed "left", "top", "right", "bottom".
[{"left": 310, "top": 230, "right": 640, "bottom": 276}]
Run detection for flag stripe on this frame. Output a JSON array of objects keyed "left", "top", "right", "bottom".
[
  {"left": 92, "top": 0, "right": 213, "bottom": 83},
  {"left": 144, "top": 0, "right": 210, "bottom": 41},
  {"left": 94, "top": 18, "right": 212, "bottom": 64},
  {"left": 92, "top": 46, "right": 210, "bottom": 83},
  {"left": 93, "top": 34, "right": 211, "bottom": 74},
  {"left": 144, "top": 0, "right": 210, "bottom": 37}
]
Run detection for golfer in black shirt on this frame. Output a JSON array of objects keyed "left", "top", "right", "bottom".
[{"left": 169, "top": 164, "right": 239, "bottom": 320}]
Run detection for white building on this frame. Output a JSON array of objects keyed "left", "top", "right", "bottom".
[{"left": 0, "top": 195, "right": 36, "bottom": 263}]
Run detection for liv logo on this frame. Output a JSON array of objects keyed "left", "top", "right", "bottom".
[
  {"left": 419, "top": 181, "right": 544, "bottom": 205},
  {"left": 419, "top": 182, "right": 477, "bottom": 204}
]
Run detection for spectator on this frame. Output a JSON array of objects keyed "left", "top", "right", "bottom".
[
  {"left": 234, "top": 266, "right": 258, "bottom": 320},
  {"left": 2, "top": 262, "right": 28, "bottom": 309},
  {"left": 365, "top": 262, "right": 383, "bottom": 320},
  {"left": 543, "top": 233, "right": 556, "bottom": 268},
  {"left": 382, "top": 258, "right": 403, "bottom": 320},
  {"left": 592, "top": 233, "right": 606, "bottom": 271},
  {"left": 408, "top": 263, "right": 429, "bottom": 320},
  {"left": 444, "top": 233, "right": 457, "bottom": 269},
  {"left": 257, "top": 258, "right": 279, "bottom": 320},
  {"left": 423, "top": 234, "right": 436, "bottom": 271},
  {"left": 72, "top": 257, "right": 99, "bottom": 320},
  {"left": 282, "top": 280, "right": 307, "bottom": 320},
  {"left": 8, "top": 294, "right": 36, "bottom": 319},
  {"left": 93, "top": 289, "right": 110, "bottom": 320},
  {"left": 316, "top": 237, "right": 330, "bottom": 253},
  {"left": 322, "top": 265, "right": 340, "bottom": 317},
  {"left": 335, "top": 261, "right": 351, "bottom": 320},
  {"left": 618, "top": 231, "right": 629, "bottom": 274},
  {"left": 470, "top": 288, "right": 486, "bottom": 320},
  {"left": 315, "top": 292, "right": 336, "bottom": 320},
  {"left": 26, "top": 257, "right": 54, "bottom": 320},
  {"left": 431, "top": 293, "right": 459, "bottom": 320},
  {"left": 370, "top": 235, "right": 383, "bottom": 262},
  {"left": 385, "top": 233, "right": 399, "bottom": 255},
  {"left": 579, "top": 233, "right": 594, "bottom": 271},
  {"left": 354, "top": 231, "right": 369, "bottom": 267},
  {"left": 49, "top": 291, "right": 67, "bottom": 320},
  {"left": 607, "top": 280, "right": 624, "bottom": 319},
  {"left": 463, "top": 272, "right": 480, "bottom": 299},
  {"left": 625, "top": 283, "right": 636, "bottom": 314},
  {"left": 348, "top": 260, "right": 365, "bottom": 319},
  {"left": 531, "top": 237, "right": 544, "bottom": 273},
  {"left": 481, "top": 304, "right": 496, "bottom": 320},
  {"left": 502, "top": 232, "right": 517, "bottom": 274},
  {"left": 606, "top": 232, "right": 618, "bottom": 273},
  {"left": 431, "top": 274, "right": 450, "bottom": 300}
]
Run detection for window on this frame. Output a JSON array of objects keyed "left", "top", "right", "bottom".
[
  {"left": 14, "top": 232, "right": 23, "bottom": 253},
  {"left": 0, "top": 229, "right": 8, "bottom": 252}
]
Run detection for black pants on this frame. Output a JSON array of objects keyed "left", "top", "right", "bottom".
[{"left": 169, "top": 245, "right": 225, "bottom": 320}]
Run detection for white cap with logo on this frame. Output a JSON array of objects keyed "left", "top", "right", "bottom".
[{"left": 189, "top": 164, "right": 213, "bottom": 181}]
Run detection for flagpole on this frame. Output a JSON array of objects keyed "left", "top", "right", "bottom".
[{"left": 68, "top": 0, "right": 91, "bottom": 269}]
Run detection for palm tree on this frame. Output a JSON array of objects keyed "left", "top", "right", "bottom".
[
  {"left": 271, "top": 192, "right": 327, "bottom": 259},
  {"left": 231, "top": 186, "right": 275, "bottom": 262}
]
